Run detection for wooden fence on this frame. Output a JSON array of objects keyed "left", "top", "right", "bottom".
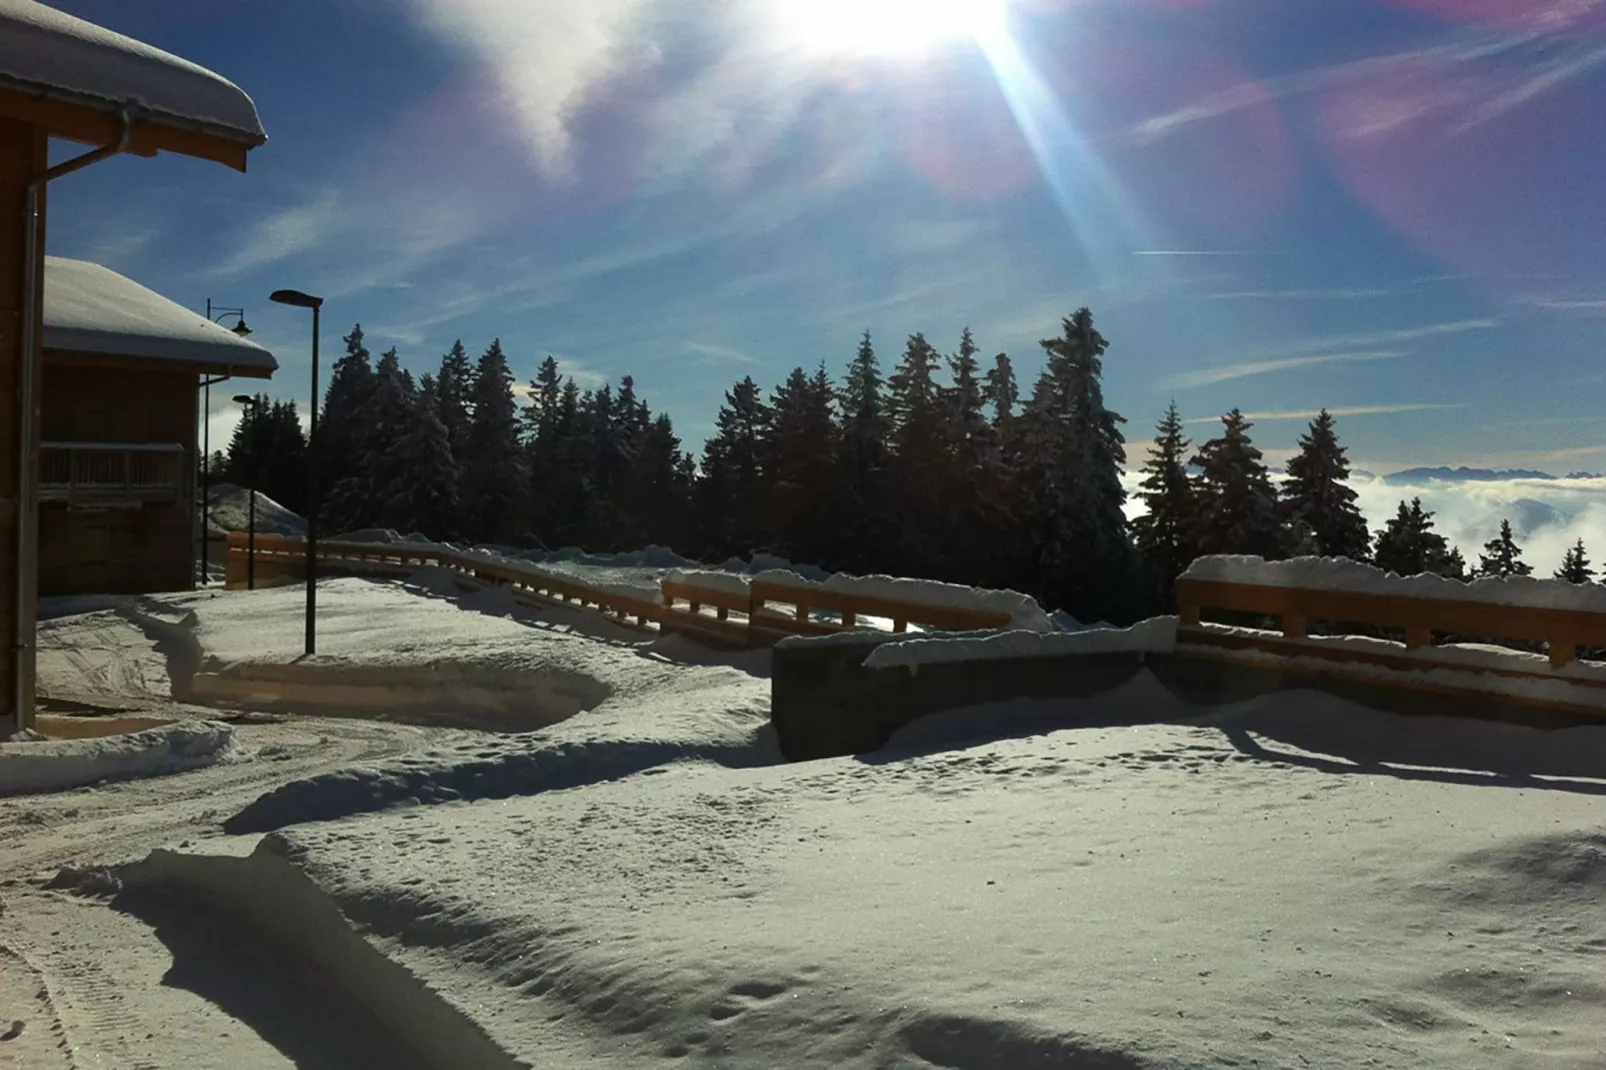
[
  {"left": 1176, "top": 575, "right": 1606, "bottom": 713},
  {"left": 226, "top": 533, "right": 1014, "bottom": 646}
]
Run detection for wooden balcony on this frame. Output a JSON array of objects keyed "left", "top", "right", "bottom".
[{"left": 39, "top": 441, "right": 187, "bottom": 507}]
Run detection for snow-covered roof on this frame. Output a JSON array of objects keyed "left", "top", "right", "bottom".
[
  {"left": 44, "top": 256, "right": 277, "bottom": 377},
  {"left": 0, "top": 0, "right": 265, "bottom": 146}
]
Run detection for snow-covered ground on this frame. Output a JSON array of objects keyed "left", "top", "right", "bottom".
[{"left": 10, "top": 574, "right": 1606, "bottom": 1068}]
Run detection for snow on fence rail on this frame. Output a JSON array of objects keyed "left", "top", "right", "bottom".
[
  {"left": 225, "top": 534, "right": 1034, "bottom": 646},
  {"left": 1177, "top": 556, "right": 1606, "bottom": 669},
  {"left": 1176, "top": 556, "right": 1606, "bottom": 714}
]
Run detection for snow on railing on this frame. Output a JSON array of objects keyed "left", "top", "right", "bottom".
[
  {"left": 225, "top": 534, "right": 1044, "bottom": 646},
  {"left": 1178, "top": 555, "right": 1606, "bottom": 672}
]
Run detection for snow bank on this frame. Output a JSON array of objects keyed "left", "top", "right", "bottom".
[
  {"left": 208, "top": 687, "right": 1606, "bottom": 1070},
  {"left": 207, "top": 484, "right": 306, "bottom": 536},
  {"left": 864, "top": 617, "right": 1179, "bottom": 671},
  {"left": 1185, "top": 554, "right": 1606, "bottom": 612},
  {"left": 0, "top": 720, "right": 234, "bottom": 797}
]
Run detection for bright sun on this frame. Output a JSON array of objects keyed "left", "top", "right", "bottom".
[{"left": 775, "top": 0, "right": 1007, "bottom": 58}]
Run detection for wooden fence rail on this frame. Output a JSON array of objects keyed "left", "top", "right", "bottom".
[
  {"left": 1176, "top": 576, "right": 1606, "bottom": 670},
  {"left": 226, "top": 534, "right": 1015, "bottom": 647}
]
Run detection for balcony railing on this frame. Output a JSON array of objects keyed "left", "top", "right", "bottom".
[{"left": 40, "top": 441, "right": 187, "bottom": 505}]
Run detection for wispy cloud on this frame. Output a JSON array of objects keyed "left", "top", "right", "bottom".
[
  {"left": 1294, "top": 318, "right": 1499, "bottom": 351},
  {"left": 1130, "top": 29, "right": 1605, "bottom": 146},
  {"left": 213, "top": 190, "right": 342, "bottom": 277},
  {"left": 1524, "top": 297, "right": 1606, "bottom": 314},
  {"left": 1132, "top": 250, "right": 1272, "bottom": 257},
  {"left": 1185, "top": 403, "right": 1464, "bottom": 425},
  {"left": 1206, "top": 288, "right": 1393, "bottom": 301},
  {"left": 682, "top": 342, "right": 758, "bottom": 366},
  {"left": 1171, "top": 351, "right": 1398, "bottom": 389}
]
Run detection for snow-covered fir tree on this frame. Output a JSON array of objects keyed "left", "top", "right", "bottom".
[
  {"left": 1373, "top": 498, "right": 1466, "bottom": 578},
  {"left": 1131, "top": 401, "right": 1197, "bottom": 598},
  {"left": 382, "top": 376, "right": 460, "bottom": 538},
  {"left": 761, "top": 366, "right": 839, "bottom": 563},
  {"left": 435, "top": 339, "right": 475, "bottom": 462},
  {"left": 318, "top": 324, "right": 375, "bottom": 526},
  {"left": 698, "top": 376, "right": 771, "bottom": 557},
  {"left": 461, "top": 339, "right": 528, "bottom": 544},
  {"left": 1280, "top": 409, "right": 1370, "bottom": 561},
  {"left": 1475, "top": 519, "right": 1532, "bottom": 577},
  {"left": 1030, "top": 309, "right": 1135, "bottom": 622},
  {"left": 982, "top": 351, "right": 1018, "bottom": 423},
  {"left": 1192, "top": 409, "right": 1283, "bottom": 560},
  {"left": 1556, "top": 539, "right": 1596, "bottom": 583}
]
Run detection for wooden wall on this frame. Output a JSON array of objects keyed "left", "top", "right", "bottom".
[{"left": 38, "top": 356, "right": 196, "bottom": 595}]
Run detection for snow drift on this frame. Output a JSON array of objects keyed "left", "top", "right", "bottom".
[{"left": 0, "top": 720, "right": 234, "bottom": 797}]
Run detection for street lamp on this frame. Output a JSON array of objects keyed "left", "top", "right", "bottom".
[
  {"left": 269, "top": 288, "right": 324, "bottom": 656},
  {"left": 232, "top": 394, "right": 261, "bottom": 590},
  {"left": 199, "top": 300, "right": 253, "bottom": 586}
]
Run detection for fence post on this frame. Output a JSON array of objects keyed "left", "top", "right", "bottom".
[
  {"left": 1283, "top": 614, "right": 1307, "bottom": 639},
  {"left": 1549, "top": 632, "right": 1576, "bottom": 669}
]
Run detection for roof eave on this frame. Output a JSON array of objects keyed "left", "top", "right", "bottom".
[
  {"left": 0, "top": 80, "right": 264, "bottom": 172},
  {"left": 44, "top": 348, "right": 278, "bottom": 380}
]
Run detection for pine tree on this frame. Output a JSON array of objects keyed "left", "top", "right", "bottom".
[
  {"left": 886, "top": 332, "right": 949, "bottom": 572},
  {"left": 382, "top": 376, "right": 460, "bottom": 538},
  {"left": 765, "top": 365, "right": 839, "bottom": 562},
  {"left": 1373, "top": 498, "right": 1465, "bottom": 578},
  {"left": 982, "top": 352, "right": 1018, "bottom": 423},
  {"left": 436, "top": 339, "right": 475, "bottom": 462},
  {"left": 1556, "top": 539, "right": 1596, "bottom": 583},
  {"left": 1131, "top": 402, "right": 1197, "bottom": 598},
  {"left": 1475, "top": 519, "right": 1532, "bottom": 578},
  {"left": 701, "top": 376, "right": 771, "bottom": 557},
  {"left": 1029, "top": 309, "right": 1135, "bottom": 621},
  {"left": 1281, "top": 409, "right": 1370, "bottom": 560},
  {"left": 318, "top": 324, "right": 375, "bottom": 527},
  {"left": 944, "top": 328, "right": 988, "bottom": 459},
  {"left": 1192, "top": 409, "right": 1283, "bottom": 560},
  {"left": 836, "top": 331, "right": 892, "bottom": 571},
  {"left": 461, "top": 339, "right": 528, "bottom": 544}
]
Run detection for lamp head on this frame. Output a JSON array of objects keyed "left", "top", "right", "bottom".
[
  {"left": 270, "top": 289, "right": 324, "bottom": 309},
  {"left": 232, "top": 394, "right": 255, "bottom": 407}
]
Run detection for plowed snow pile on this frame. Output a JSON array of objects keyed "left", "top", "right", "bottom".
[{"left": 155, "top": 670, "right": 1606, "bottom": 1069}]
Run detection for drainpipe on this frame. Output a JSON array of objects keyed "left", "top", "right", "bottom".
[{"left": 11, "top": 107, "right": 136, "bottom": 737}]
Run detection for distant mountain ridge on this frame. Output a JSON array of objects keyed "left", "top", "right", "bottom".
[{"left": 1382, "top": 466, "right": 1603, "bottom": 485}]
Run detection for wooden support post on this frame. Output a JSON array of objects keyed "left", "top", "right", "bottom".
[
  {"left": 893, "top": 619, "right": 907, "bottom": 634},
  {"left": 0, "top": 118, "right": 45, "bottom": 734},
  {"left": 842, "top": 610, "right": 856, "bottom": 628},
  {"left": 1282, "top": 614, "right": 1307, "bottom": 639},
  {"left": 795, "top": 602, "right": 808, "bottom": 622},
  {"left": 1549, "top": 634, "right": 1576, "bottom": 670},
  {"left": 1404, "top": 625, "right": 1431, "bottom": 651}
]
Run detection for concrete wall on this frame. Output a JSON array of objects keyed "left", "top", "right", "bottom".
[
  {"left": 771, "top": 635, "right": 1604, "bottom": 762},
  {"left": 771, "top": 632, "right": 1146, "bottom": 762}
]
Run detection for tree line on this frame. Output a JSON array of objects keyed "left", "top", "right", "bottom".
[{"left": 214, "top": 311, "right": 1597, "bottom": 624}]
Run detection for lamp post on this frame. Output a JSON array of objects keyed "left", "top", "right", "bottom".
[
  {"left": 269, "top": 288, "right": 324, "bottom": 656},
  {"left": 232, "top": 394, "right": 261, "bottom": 590},
  {"left": 201, "top": 301, "right": 252, "bottom": 585}
]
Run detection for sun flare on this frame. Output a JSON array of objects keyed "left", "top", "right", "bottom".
[{"left": 775, "top": 0, "right": 1008, "bottom": 57}]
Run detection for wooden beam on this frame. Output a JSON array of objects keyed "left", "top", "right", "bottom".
[
  {"left": 45, "top": 351, "right": 275, "bottom": 380},
  {"left": 0, "top": 88, "right": 258, "bottom": 172},
  {"left": 0, "top": 117, "right": 48, "bottom": 732}
]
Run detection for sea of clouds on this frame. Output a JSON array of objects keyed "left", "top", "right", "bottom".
[{"left": 1123, "top": 471, "right": 1606, "bottom": 575}]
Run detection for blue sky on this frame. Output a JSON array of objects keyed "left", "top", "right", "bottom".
[{"left": 43, "top": 0, "right": 1606, "bottom": 474}]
